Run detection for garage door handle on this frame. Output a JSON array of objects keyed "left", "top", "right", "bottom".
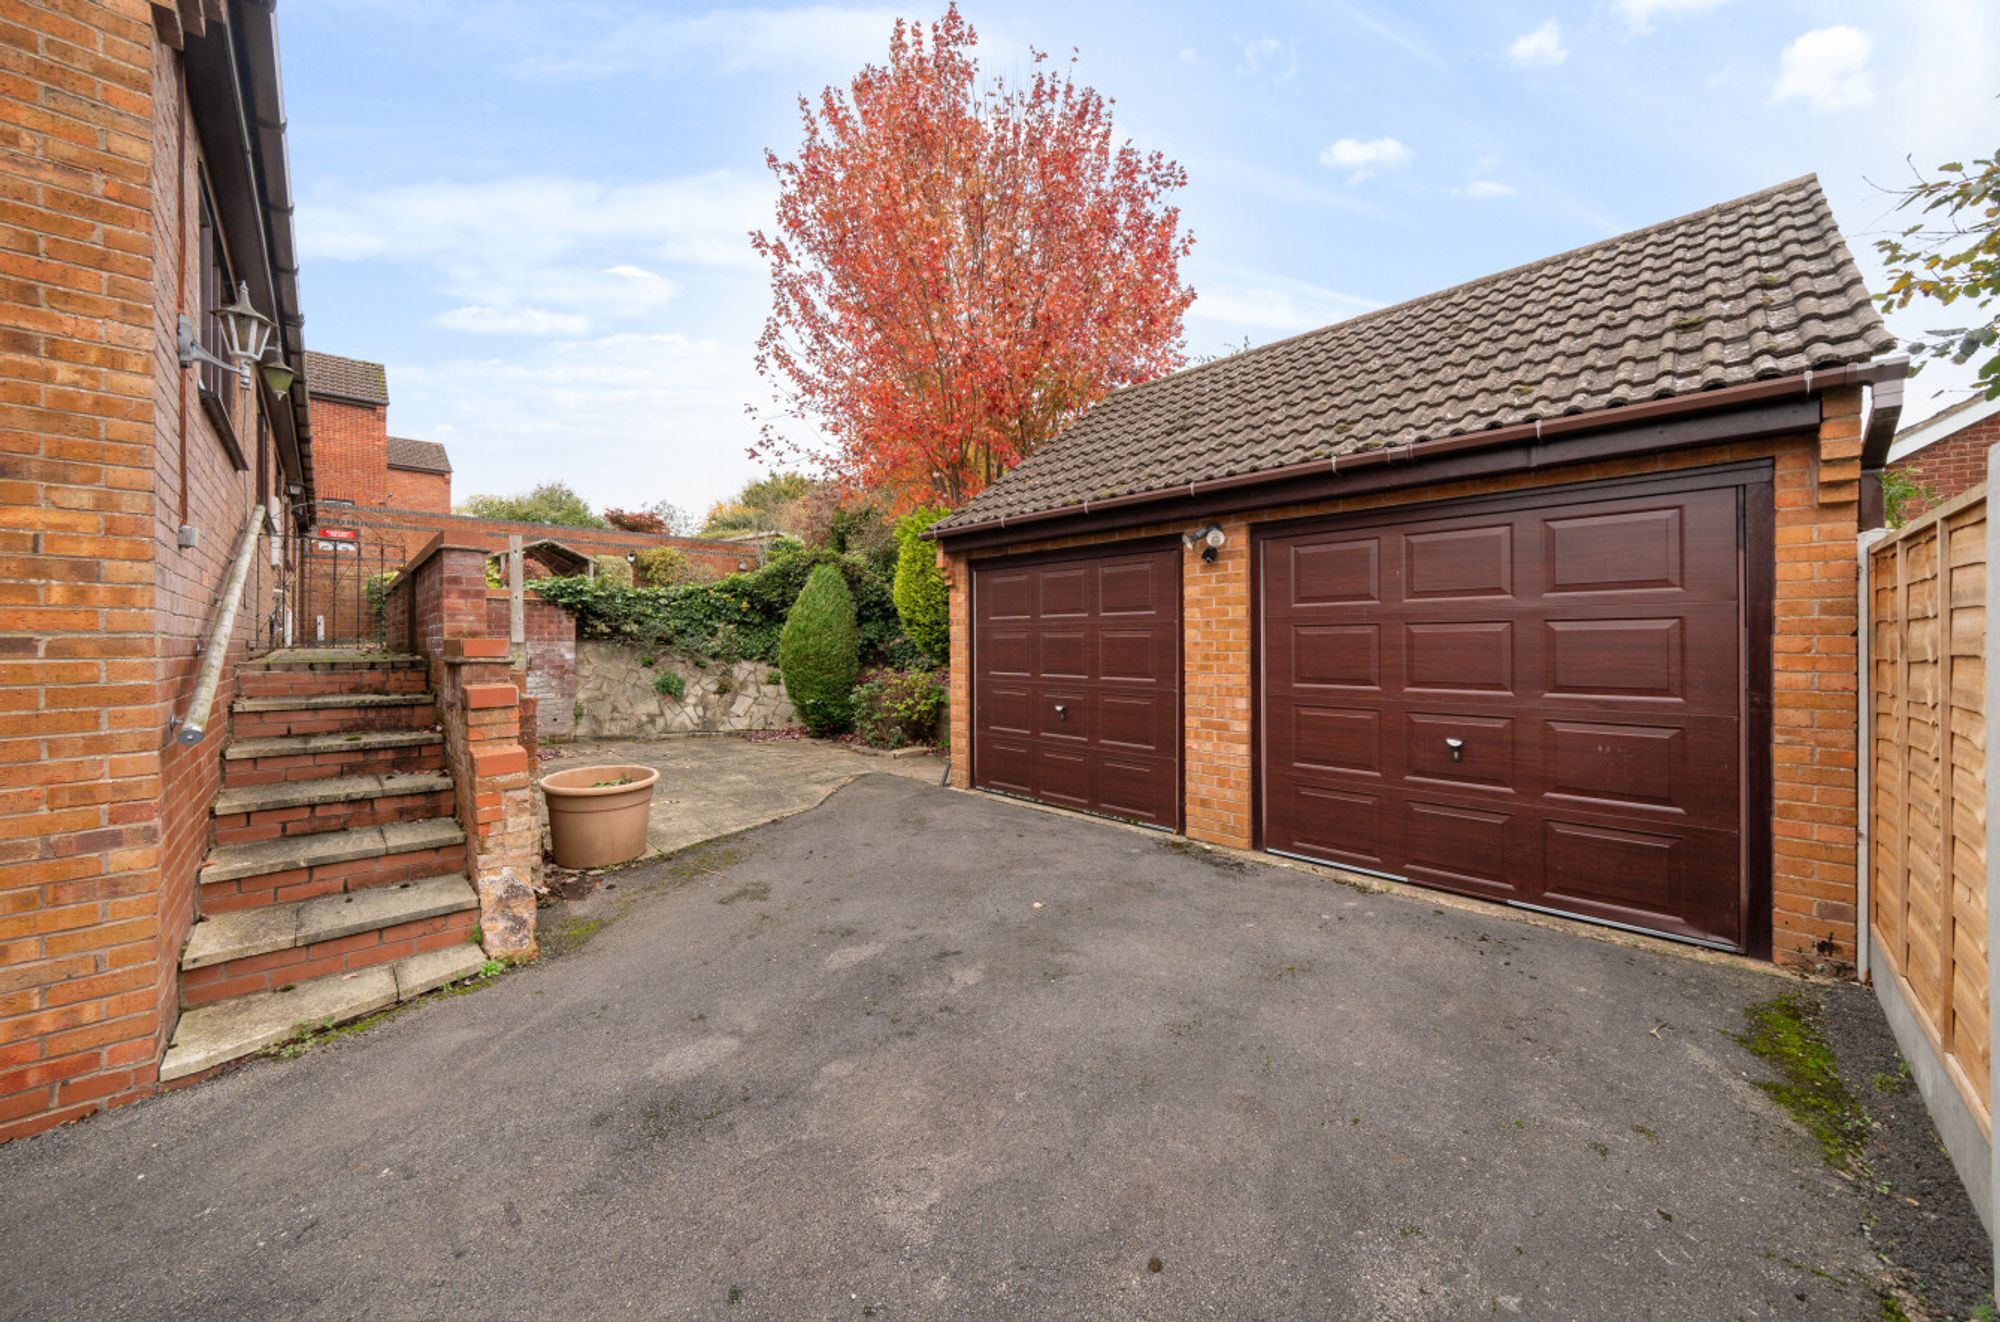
[
  {"left": 1445, "top": 737, "right": 1464, "bottom": 762},
  {"left": 1054, "top": 704, "right": 1068, "bottom": 721}
]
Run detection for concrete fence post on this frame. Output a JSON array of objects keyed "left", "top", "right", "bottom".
[{"left": 508, "top": 534, "right": 525, "bottom": 665}]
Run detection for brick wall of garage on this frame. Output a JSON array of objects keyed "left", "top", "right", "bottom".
[
  {"left": 1888, "top": 408, "right": 2000, "bottom": 522},
  {"left": 944, "top": 389, "right": 1870, "bottom": 972}
]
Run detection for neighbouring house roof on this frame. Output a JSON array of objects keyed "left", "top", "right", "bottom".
[
  {"left": 1886, "top": 392, "right": 2000, "bottom": 464},
  {"left": 304, "top": 350, "right": 390, "bottom": 406},
  {"left": 387, "top": 436, "right": 453, "bottom": 474},
  {"left": 937, "top": 174, "right": 1897, "bottom": 533}
]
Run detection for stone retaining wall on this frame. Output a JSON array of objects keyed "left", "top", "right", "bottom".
[{"left": 573, "top": 641, "right": 795, "bottom": 737}]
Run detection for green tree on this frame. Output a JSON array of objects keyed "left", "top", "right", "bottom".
[
  {"left": 778, "top": 562, "right": 860, "bottom": 735},
  {"left": 701, "top": 471, "right": 814, "bottom": 536},
  {"left": 891, "top": 507, "right": 950, "bottom": 661},
  {"left": 1876, "top": 152, "right": 2000, "bottom": 398},
  {"left": 457, "top": 481, "right": 606, "bottom": 528}
]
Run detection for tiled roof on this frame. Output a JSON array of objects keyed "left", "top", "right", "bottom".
[
  {"left": 303, "top": 350, "right": 389, "bottom": 406},
  {"left": 939, "top": 175, "right": 1897, "bottom": 531},
  {"left": 386, "top": 436, "right": 452, "bottom": 474}
]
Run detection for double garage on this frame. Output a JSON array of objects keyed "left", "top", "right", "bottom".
[{"left": 969, "top": 466, "right": 1771, "bottom": 955}]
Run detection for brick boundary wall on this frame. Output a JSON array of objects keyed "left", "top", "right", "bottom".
[
  {"left": 336, "top": 506, "right": 762, "bottom": 580},
  {"left": 485, "top": 588, "right": 576, "bottom": 740},
  {"left": 944, "top": 392, "right": 1870, "bottom": 972},
  {"left": 1888, "top": 410, "right": 2000, "bottom": 523},
  {"left": 383, "top": 538, "right": 539, "bottom": 959}
]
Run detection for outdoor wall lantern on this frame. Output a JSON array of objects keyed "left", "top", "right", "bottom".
[
  {"left": 258, "top": 352, "right": 296, "bottom": 398},
  {"left": 1183, "top": 523, "right": 1227, "bottom": 563},
  {"left": 177, "top": 281, "right": 277, "bottom": 390}
]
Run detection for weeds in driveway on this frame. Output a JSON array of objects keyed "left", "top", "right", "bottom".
[
  {"left": 1735, "top": 991, "right": 1865, "bottom": 1171},
  {"left": 265, "top": 959, "right": 513, "bottom": 1061}
]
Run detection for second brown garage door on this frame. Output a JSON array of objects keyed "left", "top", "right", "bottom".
[
  {"left": 972, "top": 545, "right": 1181, "bottom": 828},
  {"left": 1258, "top": 472, "right": 1762, "bottom": 950}
]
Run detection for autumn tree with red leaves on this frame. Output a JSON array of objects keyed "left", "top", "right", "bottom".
[{"left": 751, "top": 5, "right": 1194, "bottom": 511}]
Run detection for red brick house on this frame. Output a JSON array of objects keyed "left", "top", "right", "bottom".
[
  {"left": 1885, "top": 393, "right": 2000, "bottom": 522},
  {"left": 928, "top": 176, "right": 1905, "bottom": 972},
  {"left": 303, "top": 349, "right": 452, "bottom": 517},
  {"left": 0, "top": 1, "right": 318, "bottom": 1139}
]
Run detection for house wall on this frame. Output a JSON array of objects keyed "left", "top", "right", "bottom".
[
  {"left": 0, "top": 6, "right": 284, "bottom": 1142},
  {"left": 943, "top": 392, "right": 1870, "bottom": 972},
  {"left": 310, "top": 393, "right": 387, "bottom": 508},
  {"left": 386, "top": 464, "right": 449, "bottom": 514},
  {"left": 1889, "top": 409, "right": 2000, "bottom": 522}
]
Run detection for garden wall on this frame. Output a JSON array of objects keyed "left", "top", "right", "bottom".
[
  {"left": 572, "top": 642, "right": 795, "bottom": 738},
  {"left": 485, "top": 589, "right": 576, "bottom": 741},
  {"left": 1861, "top": 448, "right": 1998, "bottom": 1268}
]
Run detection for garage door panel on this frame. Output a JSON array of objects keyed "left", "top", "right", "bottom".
[
  {"left": 976, "top": 680, "right": 1034, "bottom": 736},
  {"left": 1403, "top": 800, "right": 1521, "bottom": 900},
  {"left": 1285, "top": 703, "right": 1383, "bottom": 775},
  {"left": 1404, "top": 621, "right": 1514, "bottom": 695},
  {"left": 973, "top": 547, "right": 1181, "bottom": 828},
  {"left": 1289, "top": 538, "right": 1381, "bottom": 605},
  {"left": 1037, "top": 628, "right": 1091, "bottom": 681},
  {"left": 1405, "top": 524, "right": 1513, "bottom": 600},
  {"left": 1278, "top": 784, "right": 1388, "bottom": 870},
  {"left": 1292, "top": 624, "right": 1381, "bottom": 689},
  {"left": 1261, "top": 479, "right": 1749, "bottom": 950},
  {"left": 1404, "top": 712, "right": 1515, "bottom": 791}
]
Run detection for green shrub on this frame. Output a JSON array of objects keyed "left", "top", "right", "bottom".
[
  {"left": 635, "top": 545, "right": 699, "bottom": 588},
  {"left": 778, "top": 563, "right": 860, "bottom": 735},
  {"left": 851, "top": 667, "right": 947, "bottom": 749},
  {"left": 530, "top": 543, "right": 910, "bottom": 669},
  {"left": 653, "top": 670, "right": 685, "bottom": 701},
  {"left": 365, "top": 571, "right": 399, "bottom": 621},
  {"left": 592, "top": 555, "right": 634, "bottom": 587},
  {"left": 891, "top": 508, "right": 950, "bottom": 662}
]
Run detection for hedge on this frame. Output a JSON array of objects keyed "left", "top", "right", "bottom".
[
  {"left": 891, "top": 507, "right": 950, "bottom": 662},
  {"left": 779, "top": 563, "right": 861, "bottom": 735},
  {"left": 529, "top": 543, "right": 915, "bottom": 667}
]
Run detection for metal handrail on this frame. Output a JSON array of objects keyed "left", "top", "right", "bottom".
[{"left": 174, "top": 504, "right": 266, "bottom": 746}]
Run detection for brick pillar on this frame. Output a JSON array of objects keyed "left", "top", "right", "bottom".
[
  {"left": 1183, "top": 518, "right": 1254, "bottom": 848},
  {"left": 1768, "top": 386, "right": 1866, "bottom": 971},
  {"left": 944, "top": 548, "right": 972, "bottom": 789},
  {"left": 384, "top": 542, "right": 539, "bottom": 960}
]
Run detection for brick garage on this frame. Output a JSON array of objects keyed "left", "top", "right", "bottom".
[
  {"left": 1886, "top": 394, "right": 2000, "bottom": 522},
  {"left": 931, "top": 178, "right": 1905, "bottom": 971},
  {"left": 0, "top": 2, "right": 315, "bottom": 1139}
]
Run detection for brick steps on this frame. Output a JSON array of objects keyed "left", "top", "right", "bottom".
[
  {"left": 230, "top": 692, "right": 437, "bottom": 738},
  {"left": 236, "top": 651, "right": 429, "bottom": 702},
  {"left": 180, "top": 875, "right": 480, "bottom": 1007},
  {"left": 210, "top": 771, "right": 455, "bottom": 845},
  {"left": 160, "top": 945, "right": 488, "bottom": 1083},
  {"left": 198, "top": 818, "right": 467, "bottom": 914},
  {"left": 221, "top": 729, "right": 446, "bottom": 785}
]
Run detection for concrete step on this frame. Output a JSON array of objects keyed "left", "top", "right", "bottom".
[
  {"left": 210, "top": 771, "right": 455, "bottom": 846},
  {"left": 237, "top": 652, "right": 428, "bottom": 702},
  {"left": 197, "top": 817, "right": 467, "bottom": 914},
  {"left": 221, "top": 729, "right": 445, "bottom": 787},
  {"left": 181, "top": 875, "right": 480, "bottom": 1007},
  {"left": 160, "top": 944, "right": 488, "bottom": 1083},
  {"left": 183, "top": 873, "right": 478, "bottom": 970},
  {"left": 230, "top": 692, "right": 437, "bottom": 739}
]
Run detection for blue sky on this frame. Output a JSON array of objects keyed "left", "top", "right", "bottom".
[{"left": 282, "top": 0, "right": 1998, "bottom": 519}]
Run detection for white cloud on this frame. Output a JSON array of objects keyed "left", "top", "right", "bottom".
[
  {"left": 1318, "top": 136, "right": 1413, "bottom": 183},
  {"left": 1771, "top": 26, "right": 1875, "bottom": 113},
  {"left": 1178, "top": 46, "right": 1201, "bottom": 65},
  {"left": 1617, "top": 0, "right": 1731, "bottom": 34},
  {"left": 1236, "top": 36, "right": 1297, "bottom": 81},
  {"left": 1507, "top": 20, "right": 1566, "bottom": 68},
  {"left": 1188, "top": 264, "right": 1382, "bottom": 334},
  {"left": 1458, "top": 180, "right": 1517, "bottom": 199},
  {"left": 511, "top": 5, "right": 905, "bottom": 81},
  {"left": 435, "top": 306, "right": 592, "bottom": 337}
]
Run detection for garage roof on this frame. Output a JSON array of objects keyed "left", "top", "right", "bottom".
[
  {"left": 937, "top": 174, "right": 1896, "bottom": 533},
  {"left": 387, "top": 436, "right": 452, "bottom": 474},
  {"left": 303, "top": 351, "right": 390, "bottom": 407}
]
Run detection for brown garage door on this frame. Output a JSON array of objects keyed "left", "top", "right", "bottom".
[
  {"left": 1259, "top": 475, "right": 1757, "bottom": 949},
  {"left": 972, "top": 545, "right": 1180, "bottom": 828}
]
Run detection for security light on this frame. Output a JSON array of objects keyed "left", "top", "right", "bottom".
[
  {"left": 1182, "top": 523, "right": 1227, "bottom": 563},
  {"left": 177, "top": 281, "right": 277, "bottom": 389}
]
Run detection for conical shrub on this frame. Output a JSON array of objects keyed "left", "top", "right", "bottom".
[{"left": 778, "top": 562, "right": 861, "bottom": 735}]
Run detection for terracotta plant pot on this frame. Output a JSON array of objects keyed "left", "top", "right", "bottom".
[{"left": 540, "top": 764, "right": 659, "bottom": 869}]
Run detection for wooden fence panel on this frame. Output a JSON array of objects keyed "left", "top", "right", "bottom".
[{"left": 1868, "top": 480, "right": 1991, "bottom": 1126}]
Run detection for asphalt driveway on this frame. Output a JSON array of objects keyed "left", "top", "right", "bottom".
[{"left": 0, "top": 774, "right": 1951, "bottom": 1319}]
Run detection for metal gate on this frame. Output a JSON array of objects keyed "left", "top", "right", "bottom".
[{"left": 250, "top": 529, "right": 398, "bottom": 649}]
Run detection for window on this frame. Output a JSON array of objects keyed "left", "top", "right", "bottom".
[{"left": 195, "top": 184, "right": 247, "bottom": 471}]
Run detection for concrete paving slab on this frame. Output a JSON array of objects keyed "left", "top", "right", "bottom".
[
  {"left": 225, "top": 730, "right": 441, "bottom": 760},
  {"left": 393, "top": 945, "right": 486, "bottom": 999},
  {"left": 157, "top": 966, "right": 397, "bottom": 1081},
  {"left": 211, "top": 771, "right": 452, "bottom": 817},
  {"left": 296, "top": 875, "right": 475, "bottom": 946}
]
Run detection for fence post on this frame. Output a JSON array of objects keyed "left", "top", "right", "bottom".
[
  {"left": 1986, "top": 444, "right": 2000, "bottom": 1285},
  {"left": 508, "top": 534, "right": 525, "bottom": 666},
  {"left": 1857, "top": 526, "right": 1892, "bottom": 984}
]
